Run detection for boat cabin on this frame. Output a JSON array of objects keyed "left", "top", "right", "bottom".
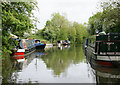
[
  {"left": 34, "top": 39, "right": 46, "bottom": 49},
  {"left": 35, "top": 39, "right": 41, "bottom": 43},
  {"left": 85, "top": 33, "right": 120, "bottom": 56}
]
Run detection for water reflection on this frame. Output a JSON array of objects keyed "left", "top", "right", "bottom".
[
  {"left": 13, "top": 50, "right": 46, "bottom": 71},
  {"left": 86, "top": 52, "right": 120, "bottom": 84},
  {"left": 57, "top": 45, "right": 70, "bottom": 50},
  {"left": 3, "top": 45, "right": 95, "bottom": 83},
  {"left": 2, "top": 44, "right": 120, "bottom": 83},
  {"left": 42, "top": 45, "right": 86, "bottom": 76}
]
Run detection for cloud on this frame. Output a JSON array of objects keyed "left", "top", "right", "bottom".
[{"left": 34, "top": 0, "right": 99, "bottom": 29}]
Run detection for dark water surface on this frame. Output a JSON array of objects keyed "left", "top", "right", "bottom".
[{"left": 2, "top": 45, "right": 120, "bottom": 83}]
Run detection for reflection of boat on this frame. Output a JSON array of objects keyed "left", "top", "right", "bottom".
[
  {"left": 34, "top": 49, "right": 47, "bottom": 57},
  {"left": 12, "top": 58, "right": 27, "bottom": 72},
  {"left": 34, "top": 39, "right": 46, "bottom": 49},
  {"left": 34, "top": 52, "right": 47, "bottom": 57},
  {"left": 87, "top": 59, "right": 120, "bottom": 83},
  {"left": 92, "top": 66, "right": 120, "bottom": 83},
  {"left": 86, "top": 53, "right": 120, "bottom": 83},
  {"left": 12, "top": 50, "right": 46, "bottom": 72},
  {"left": 64, "top": 45, "right": 70, "bottom": 48},
  {"left": 12, "top": 55, "right": 24, "bottom": 59},
  {"left": 85, "top": 33, "right": 120, "bottom": 67},
  {"left": 58, "top": 45, "right": 70, "bottom": 50},
  {"left": 57, "top": 40, "right": 71, "bottom": 45}
]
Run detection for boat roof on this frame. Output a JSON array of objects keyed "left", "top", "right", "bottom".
[{"left": 34, "top": 39, "right": 40, "bottom": 41}]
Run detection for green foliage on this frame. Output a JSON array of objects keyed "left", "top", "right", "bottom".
[
  {"left": 88, "top": 0, "right": 120, "bottom": 35},
  {"left": 68, "top": 26, "right": 76, "bottom": 43},
  {"left": 41, "top": 13, "right": 88, "bottom": 44},
  {"left": 88, "top": 12, "right": 103, "bottom": 35},
  {"left": 2, "top": 53, "right": 17, "bottom": 83},
  {"left": 28, "top": 33, "right": 47, "bottom": 41},
  {"left": 2, "top": 1, "right": 37, "bottom": 58}
]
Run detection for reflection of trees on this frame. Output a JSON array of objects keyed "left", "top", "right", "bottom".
[
  {"left": 2, "top": 52, "right": 40, "bottom": 83},
  {"left": 2, "top": 54, "right": 18, "bottom": 83},
  {"left": 41, "top": 45, "right": 85, "bottom": 76},
  {"left": 2, "top": 50, "right": 46, "bottom": 83},
  {"left": 73, "top": 45, "right": 86, "bottom": 64}
]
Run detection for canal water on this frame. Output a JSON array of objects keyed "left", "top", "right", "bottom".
[{"left": 2, "top": 45, "right": 120, "bottom": 83}]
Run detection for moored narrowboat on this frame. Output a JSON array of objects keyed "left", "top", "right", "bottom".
[
  {"left": 62, "top": 40, "right": 71, "bottom": 45},
  {"left": 85, "top": 33, "right": 120, "bottom": 67},
  {"left": 34, "top": 39, "right": 46, "bottom": 49},
  {"left": 12, "top": 39, "right": 36, "bottom": 58},
  {"left": 57, "top": 40, "right": 71, "bottom": 46}
]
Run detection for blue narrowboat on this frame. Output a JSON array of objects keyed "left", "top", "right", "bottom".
[
  {"left": 12, "top": 39, "right": 36, "bottom": 59},
  {"left": 34, "top": 39, "right": 46, "bottom": 49}
]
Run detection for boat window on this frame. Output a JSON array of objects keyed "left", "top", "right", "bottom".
[{"left": 35, "top": 40, "right": 40, "bottom": 43}]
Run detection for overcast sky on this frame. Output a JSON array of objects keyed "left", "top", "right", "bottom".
[{"left": 33, "top": 0, "right": 100, "bottom": 29}]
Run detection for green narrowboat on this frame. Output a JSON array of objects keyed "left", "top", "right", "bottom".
[{"left": 85, "top": 33, "right": 120, "bottom": 67}]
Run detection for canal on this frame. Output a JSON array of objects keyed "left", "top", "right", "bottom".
[{"left": 2, "top": 45, "right": 120, "bottom": 83}]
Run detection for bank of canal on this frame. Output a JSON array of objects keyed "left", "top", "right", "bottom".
[{"left": 2, "top": 45, "right": 120, "bottom": 83}]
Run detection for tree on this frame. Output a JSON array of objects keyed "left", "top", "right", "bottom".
[
  {"left": 88, "top": 12, "right": 103, "bottom": 35},
  {"left": 2, "top": 1, "right": 38, "bottom": 56},
  {"left": 68, "top": 26, "right": 76, "bottom": 43},
  {"left": 88, "top": 0, "right": 120, "bottom": 35},
  {"left": 42, "top": 13, "right": 69, "bottom": 42},
  {"left": 73, "top": 22, "right": 88, "bottom": 43},
  {"left": 101, "top": 0, "right": 120, "bottom": 33},
  {"left": 41, "top": 13, "right": 88, "bottom": 43}
]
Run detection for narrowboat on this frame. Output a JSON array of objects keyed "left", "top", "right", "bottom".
[
  {"left": 85, "top": 33, "right": 120, "bottom": 67},
  {"left": 12, "top": 39, "right": 36, "bottom": 58},
  {"left": 62, "top": 40, "right": 71, "bottom": 45},
  {"left": 57, "top": 40, "right": 71, "bottom": 46},
  {"left": 34, "top": 39, "right": 46, "bottom": 49},
  {"left": 12, "top": 58, "right": 26, "bottom": 72},
  {"left": 34, "top": 50, "right": 47, "bottom": 57}
]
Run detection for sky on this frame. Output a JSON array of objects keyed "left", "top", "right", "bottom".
[{"left": 33, "top": 0, "right": 100, "bottom": 29}]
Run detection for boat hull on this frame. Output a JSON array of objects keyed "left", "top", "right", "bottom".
[
  {"left": 12, "top": 48, "right": 36, "bottom": 59},
  {"left": 91, "top": 57, "right": 120, "bottom": 68},
  {"left": 35, "top": 44, "right": 46, "bottom": 49},
  {"left": 84, "top": 33, "right": 120, "bottom": 68},
  {"left": 85, "top": 47, "right": 120, "bottom": 68}
]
